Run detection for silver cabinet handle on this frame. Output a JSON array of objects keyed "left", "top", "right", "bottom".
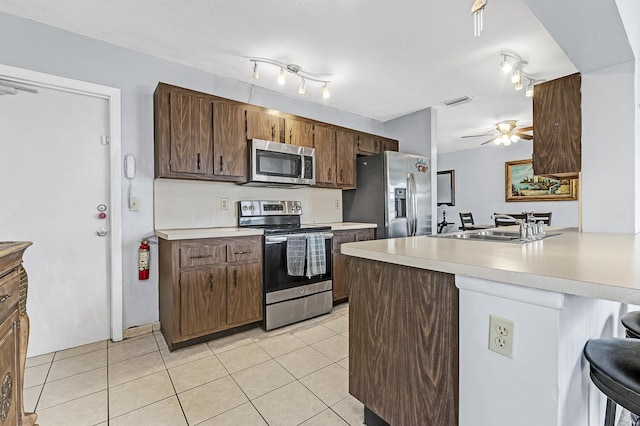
[
  {"left": 190, "top": 255, "right": 211, "bottom": 259},
  {"left": 0, "top": 294, "right": 10, "bottom": 303},
  {"left": 265, "top": 233, "right": 333, "bottom": 244}
]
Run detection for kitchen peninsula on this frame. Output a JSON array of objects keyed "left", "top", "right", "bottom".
[{"left": 342, "top": 229, "right": 640, "bottom": 426}]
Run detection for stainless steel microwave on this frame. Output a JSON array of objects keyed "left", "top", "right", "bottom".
[{"left": 243, "top": 139, "right": 316, "bottom": 187}]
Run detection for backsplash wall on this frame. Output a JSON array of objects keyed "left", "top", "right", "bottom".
[{"left": 154, "top": 179, "right": 343, "bottom": 229}]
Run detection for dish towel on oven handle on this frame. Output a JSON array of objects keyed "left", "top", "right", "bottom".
[
  {"left": 286, "top": 235, "right": 306, "bottom": 276},
  {"left": 306, "top": 233, "right": 326, "bottom": 278}
]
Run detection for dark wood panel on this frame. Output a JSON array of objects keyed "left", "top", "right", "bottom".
[
  {"left": 349, "top": 257, "right": 458, "bottom": 425},
  {"left": 0, "top": 310, "right": 19, "bottom": 426},
  {"left": 169, "top": 91, "right": 213, "bottom": 175},
  {"left": 226, "top": 263, "right": 263, "bottom": 325},
  {"left": 356, "top": 133, "right": 381, "bottom": 155},
  {"left": 336, "top": 130, "right": 357, "bottom": 189},
  {"left": 314, "top": 124, "right": 337, "bottom": 186},
  {"left": 158, "top": 239, "right": 177, "bottom": 347},
  {"left": 213, "top": 102, "right": 247, "bottom": 179},
  {"left": 332, "top": 252, "right": 350, "bottom": 301},
  {"left": 533, "top": 73, "right": 581, "bottom": 177},
  {"left": 285, "top": 118, "right": 314, "bottom": 147},
  {"left": 179, "top": 243, "right": 226, "bottom": 268},
  {"left": 180, "top": 267, "right": 227, "bottom": 336},
  {"left": 246, "top": 109, "right": 280, "bottom": 142},
  {"left": 382, "top": 138, "right": 399, "bottom": 152},
  {"left": 354, "top": 228, "right": 375, "bottom": 242},
  {"left": 227, "top": 240, "right": 259, "bottom": 263}
]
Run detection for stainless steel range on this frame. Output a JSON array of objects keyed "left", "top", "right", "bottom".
[{"left": 238, "top": 200, "right": 333, "bottom": 330}]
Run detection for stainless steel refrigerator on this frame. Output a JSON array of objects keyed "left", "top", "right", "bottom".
[{"left": 342, "top": 151, "right": 432, "bottom": 238}]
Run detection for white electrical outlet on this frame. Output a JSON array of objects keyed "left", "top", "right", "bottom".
[
  {"left": 488, "top": 315, "right": 514, "bottom": 357},
  {"left": 129, "top": 197, "right": 140, "bottom": 211},
  {"left": 220, "top": 198, "right": 229, "bottom": 210},
  {"left": 335, "top": 200, "right": 340, "bottom": 209}
]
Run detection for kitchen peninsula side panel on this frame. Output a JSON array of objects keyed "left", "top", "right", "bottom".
[{"left": 348, "top": 257, "right": 458, "bottom": 425}]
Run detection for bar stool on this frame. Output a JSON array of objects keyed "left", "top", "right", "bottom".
[
  {"left": 583, "top": 338, "right": 640, "bottom": 426},
  {"left": 622, "top": 311, "right": 640, "bottom": 339}
]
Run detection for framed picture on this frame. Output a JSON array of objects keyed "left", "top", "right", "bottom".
[
  {"left": 437, "top": 170, "right": 455, "bottom": 206},
  {"left": 505, "top": 159, "right": 578, "bottom": 202}
]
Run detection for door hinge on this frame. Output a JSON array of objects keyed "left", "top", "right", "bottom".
[{"left": 101, "top": 135, "right": 110, "bottom": 145}]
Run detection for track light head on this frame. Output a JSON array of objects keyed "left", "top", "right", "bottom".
[
  {"left": 298, "top": 79, "right": 306, "bottom": 94},
  {"left": 278, "top": 67, "right": 286, "bottom": 85},
  {"left": 525, "top": 81, "right": 534, "bottom": 97},
  {"left": 499, "top": 55, "right": 513, "bottom": 73},
  {"left": 321, "top": 83, "right": 330, "bottom": 99},
  {"left": 252, "top": 62, "right": 259, "bottom": 80}
]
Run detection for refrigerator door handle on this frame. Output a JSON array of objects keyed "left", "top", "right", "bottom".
[{"left": 407, "top": 173, "right": 418, "bottom": 236}]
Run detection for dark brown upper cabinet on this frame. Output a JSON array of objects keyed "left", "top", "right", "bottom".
[
  {"left": 314, "top": 124, "right": 337, "bottom": 186},
  {"left": 336, "top": 129, "right": 357, "bottom": 189},
  {"left": 154, "top": 83, "right": 247, "bottom": 182},
  {"left": 285, "top": 118, "right": 314, "bottom": 147},
  {"left": 532, "top": 73, "right": 581, "bottom": 178},
  {"left": 246, "top": 109, "right": 281, "bottom": 142}
]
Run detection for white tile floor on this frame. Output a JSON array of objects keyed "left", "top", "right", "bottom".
[{"left": 24, "top": 302, "right": 363, "bottom": 425}]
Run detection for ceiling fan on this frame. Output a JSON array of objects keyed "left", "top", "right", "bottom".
[{"left": 462, "top": 120, "right": 533, "bottom": 146}]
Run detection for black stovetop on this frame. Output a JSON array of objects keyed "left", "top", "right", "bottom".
[{"left": 244, "top": 224, "right": 332, "bottom": 236}]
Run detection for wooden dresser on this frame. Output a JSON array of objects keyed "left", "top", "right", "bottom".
[{"left": 0, "top": 242, "right": 36, "bottom": 426}]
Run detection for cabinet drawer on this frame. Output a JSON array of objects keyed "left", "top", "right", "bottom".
[
  {"left": 227, "top": 242, "right": 259, "bottom": 263},
  {"left": 0, "top": 269, "right": 19, "bottom": 320},
  {"left": 354, "top": 229, "right": 375, "bottom": 242},
  {"left": 180, "top": 244, "right": 226, "bottom": 268}
]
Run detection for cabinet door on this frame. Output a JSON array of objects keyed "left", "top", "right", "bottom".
[
  {"left": 381, "top": 138, "right": 399, "bottom": 152},
  {"left": 532, "top": 73, "right": 581, "bottom": 177},
  {"left": 180, "top": 267, "right": 226, "bottom": 336},
  {"left": 332, "top": 252, "right": 350, "bottom": 301},
  {"left": 314, "top": 124, "right": 337, "bottom": 186},
  {"left": 336, "top": 130, "right": 357, "bottom": 188},
  {"left": 285, "top": 118, "right": 314, "bottom": 147},
  {"left": 169, "top": 91, "right": 213, "bottom": 174},
  {"left": 227, "top": 263, "right": 262, "bottom": 325},
  {"left": 246, "top": 110, "right": 280, "bottom": 142},
  {"left": 357, "top": 134, "right": 381, "bottom": 155},
  {"left": 0, "top": 311, "right": 19, "bottom": 426},
  {"left": 354, "top": 228, "right": 375, "bottom": 242},
  {"left": 213, "top": 103, "right": 247, "bottom": 179}
]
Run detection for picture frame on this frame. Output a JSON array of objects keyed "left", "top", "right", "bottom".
[
  {"left": 505, "top": 159, "right": 578, "bottom": 202},
  {"left": 437, "top": 170, "right": 455, "bottom": 206}
]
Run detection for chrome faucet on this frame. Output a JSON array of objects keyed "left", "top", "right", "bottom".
[{"left": 491, "top": 214, "right": 546, "bottom": 241}]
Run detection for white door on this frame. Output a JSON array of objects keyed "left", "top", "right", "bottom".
[{"left": 0, "top": 85, "right": 111, "bottom": 356}]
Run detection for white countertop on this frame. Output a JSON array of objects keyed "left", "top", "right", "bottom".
[
  {"left": 341, "top": 228, "right": 640, "bottom": 305},
  {"left": 155, "top": 222, "right": 376, "bottom": 240}
]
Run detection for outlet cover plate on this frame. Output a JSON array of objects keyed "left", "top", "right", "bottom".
[{"left": 488, "top": 315, "right": 514, "bottom": 358}]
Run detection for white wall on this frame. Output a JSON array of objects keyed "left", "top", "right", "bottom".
[
  {"left": 154, "top": 180, "right": 342, "bottom": 229},
  {"left": 615, "top": 0, "right": 640, "bottom": 232},
  {"left": 581, "top": 64, "right": 636, "bottom": 233},
  {"left": 437, "top": 143, "right": 579, "bottom": 230},
  {"left": 0, "top": 12, "right": 386, "bottom": 330}
]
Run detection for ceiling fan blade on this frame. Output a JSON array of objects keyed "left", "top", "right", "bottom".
[
  {"left": 516, "top": 126, "right": 533, "bottom": 132},
  {"left": 515, "top": 133, "right": 533, "bottom": 140},
  {"left": 461, "top": 133, "right": 496, "bottom": 138},
  {"left": 481, "top": 137, "right": 498, "bottom": 145}
]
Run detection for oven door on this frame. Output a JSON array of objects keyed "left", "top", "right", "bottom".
[{"left": 264, "top": 233, "right": 332, "bottom": 294}]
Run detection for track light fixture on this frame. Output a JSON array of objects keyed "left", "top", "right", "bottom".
[
  {"left": 498, "top": 51, "right": 543, "bottom": 97},
  {"left": 249, "top": 57, "right": 332, "bottom": 99}
]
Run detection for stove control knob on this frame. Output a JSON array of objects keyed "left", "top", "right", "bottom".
[
  {"left": 242, "top": 206, "right": 247, "bottom": 211},
  {"left": 249, "top": 205, "right": 254, "bottom": 210}
]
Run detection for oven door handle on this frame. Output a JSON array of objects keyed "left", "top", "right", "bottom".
[{"left": 265, "top": 233, "right": 333, "bottom": 244}]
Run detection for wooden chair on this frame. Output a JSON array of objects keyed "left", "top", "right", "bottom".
[{"left": 493, "top": 213, "right": 527, "bottom": 227}]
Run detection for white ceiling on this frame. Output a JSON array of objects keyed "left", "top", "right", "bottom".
[{"left": 0, "top": 0, "right": 579, "bottom": 153}]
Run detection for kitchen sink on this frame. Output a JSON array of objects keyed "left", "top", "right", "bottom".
[{"left": 435, "top": 230, "right": 561, "bottom": 243}]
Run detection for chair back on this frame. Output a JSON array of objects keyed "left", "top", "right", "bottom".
[{"left": 459, "top": 212, "right": 475, "bottom": 230}]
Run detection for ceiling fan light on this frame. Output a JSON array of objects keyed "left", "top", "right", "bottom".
[
  {"left": 252, "top": 62, "right": 259, "bottom": 80},
  {"left": 278, "top": 67, "right": 286, "bottom": 85},
  {"left": 510, "top": 135, "right": 520, "bottom": 143}
]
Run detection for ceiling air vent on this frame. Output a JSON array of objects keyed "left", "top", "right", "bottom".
[{"left": 441, "top": 95, "right": 475, "bottom": 107}]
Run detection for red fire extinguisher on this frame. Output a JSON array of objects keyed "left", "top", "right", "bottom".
[{"left": 138, "top": 240, "right": 150, "bottom": 280}]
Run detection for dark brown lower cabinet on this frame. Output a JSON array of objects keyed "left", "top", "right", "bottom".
[
  {"left": 159, "top": 236, "right": 263, "bottom": 350},
  {"left": 348, "top": 256, "right": 458, "bottom": 425},
  {"left": 332, "top": 228, "right": 375, "bottom": 302}
]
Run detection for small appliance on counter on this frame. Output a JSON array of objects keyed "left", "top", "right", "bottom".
[
  {"left": 343, "top": 151, "right": 432, "bottom": 238},
  {"left": 238, "top": 200, "right": 332, "bottom": 330}
]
